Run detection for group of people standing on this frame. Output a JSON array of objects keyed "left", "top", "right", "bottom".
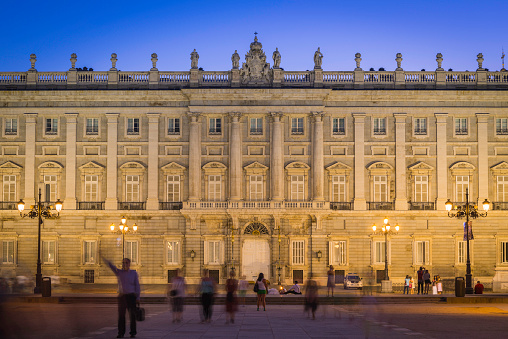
[{"left": 403, "top": 267, "right": 434, "bottom": 295}]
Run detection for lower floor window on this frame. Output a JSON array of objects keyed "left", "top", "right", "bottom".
[
  {"left": 2, "top": 240, "right": 14, "bottom": 264},
  {"left": 166, "top": 240, "right": 180, "bottom": 264},
  {"left": 84, "top": 240, "right": 97, "bottom": 264},
  {"left": 42, "top": 240, "right": 56, "bottom": 264},
  {"left": 125, "top": 241, "right": 138, "bottom": 264},
  {"left": 374, "top": 241, "right": 386, "bottom": 264},
  {"left": 501, "top": 242, "right": 508, "bottom": 263}
]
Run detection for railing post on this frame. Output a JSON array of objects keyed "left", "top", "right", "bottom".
[
  {"left": 272, "top": 68, "right": 282, "bottom": 88},
  {"left": 190, "top": 68, "right": 199, "bottom": 88},
  {"left": 67, "top": 53, "right": 77, "bottom": 87},
  {"left": 476, "top": 70, "right": 487, "bottom": 89},
  {"left": 108, "top": 53, "right": 118, "bottom": 89},
  {"left": 230, "top": 69, "right": 240, "bottom": 88},
  {"left": 313, "top": 68, "right": 323, "bottom": 88},
  {"left": 395, "top": 70, "right": 405, "bottom": 88},
  {"left": 353, "top": 70, "right": 364, "bottom": 89},
  {"left": 149, "top": 53, "right": 159, "bottom": 89}
]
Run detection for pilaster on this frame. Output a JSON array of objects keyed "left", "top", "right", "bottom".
[
  {"left": 229, "top": 113, "right": 242, "bottom": 201},
  {"left": 188, "top": 113, "right": 201, "bottom": 201},
  {"left": 312, "top": 112, "right": 324, "bottom": 201},
  {"left": 105, "top": 113, "right": 119, "bottom": 210},
  {"left": 146, "top": 113, "right": 160, "bottom": 210},
  {"left": 394, "top": 113, "right": 407, "bottom": 210},
  {"left": 353, "top": 113, "right": 367, "bottom": 210},
  {"left": 435, "top": 113, "right": 448, "bottom": 210},
  {"left": 24, "top": 113, "right": 37, "bottom": 206},
  {"left": 476, "top": 113, "right": 489, "bottom": 208},
  {"left": 64, "top": 113, "right": 78, "bottom": 209},
  {"left": 270, "top": 112, "right": 284, "bottom": 201}
]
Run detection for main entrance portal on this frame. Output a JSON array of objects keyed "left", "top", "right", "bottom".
[{"left": 242, "top": 239, "right": 270, "bottom": 281}]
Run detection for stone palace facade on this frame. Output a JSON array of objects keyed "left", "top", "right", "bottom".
[{"left": 1, "top": 36, "right": 508, "bottom": 290}]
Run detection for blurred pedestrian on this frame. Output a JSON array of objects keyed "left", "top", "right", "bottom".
[
  {"left": 255, "top": 272, "right": 268, "bottom": 311},
  {"left": 409, "top": 276, "right": 415, "bottom": 294},
  {"left": 417, "top": 267, "right": 424, "bottom": 294},
  {"left": 304, "top": 276, "right": 319, "bottom": 320},
  {"left": 403, "top": 275, "right": 410, "bottom": 294},
  {"left": 103, "top": 257, "right": 140, "bottom": 338},
  {"left": 225, "top": 270, "right": 238, "bottom": 324},
  {"left": 423, "top": 269, "right": 431, "bottom": 294},
  {"left": 238, "top": 275, "right": 248, "bottom": 307},
  {"left": 327, "top": 265, "right": 335, "bottom": 297},
  {"left": 199, "top": 269, "right": 215, "bottom": 323},
  {"left": 167, "top": 268, "right": 186, "bottom": 323}
]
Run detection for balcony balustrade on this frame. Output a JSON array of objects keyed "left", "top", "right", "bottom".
[
  {"left": 77, "top": 202, "right": 105, "bottom": 210},
  {"left": 0, "top": 201, "right": 19, "bottom": 210},
  {"left": 408, "top": 202, "right": 435, "bottom": 210},
  {"left": 492, "top": 202, "right": 508, "bottom": 210},
  {"left": 368, "top": 202, "right": 394, "bottom": 210},
  {"left": 330, "top": 202, "right": 353, "bottom": 210},
  {"left": 160, "top": 202, "right": 183, "bottom": 210},
  {"left": 118, "top": 202, "right": 146, "bottom": 210}
]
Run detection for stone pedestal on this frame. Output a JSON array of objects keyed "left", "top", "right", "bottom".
[{"left": 381, "top": 280, "right": 393, "bottom": 293}]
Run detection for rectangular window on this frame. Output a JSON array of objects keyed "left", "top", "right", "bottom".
[
  {"left": 126, "top": 175, "right": 140, "bottom": 202},
  {"left": 43, "top": 175, "right": 57, "bottom": 202},
  {"left": 414, "top": 118, "right": 427, "bottom": 135},
  {"left": 374, "top": 241, "right": 386, "bottom": 264},
  {"left": 3, "top": 175, "right": 16, "bottom": 202},
  {"left": 45, "top": 118, "right": 58, "bottom": 135},
  {"left": 415, "top": 241, "right": 430, "bottom": 265},
  {"left": 167, "top": 175, "right": 180, "bottom": 202},
  {"left": 458, "top": 241, "right": 466, "bottom": 264},
  {"left": 373, "top": 175, "right": 388, "bottom": 202},
  {"left": 498, "top": 176, "right": 508, "bottom": 202},
  {"left": 86, "top": 118, "right": 99, "bottom": 135},
  {"left": 127, "top": 118, "right": 140, "bottom": 135},
  {"left": 84, "top": 241, "right": 97, "bottom": 264},
  {"left": 292, "top": 240, "right": 305, "bottom": 265},
  {"left": 5, "top": 118, "right": 17, "bottom": 135},
  {"left": 209, "top": 118, "right": 221, "bottom": 135},
  {"left": 290, "top": 175, "right": 305, "bottom": 201},
  {"left": 455, "top": 118, "right": 468, "bottom": 135},
  {"left": 168, "top": 118, "right": 180, "bottom": 135},
  {"left": 249, "top": 175, "right": 263, "bottom": 201},
  {"left": 208, "top": 175, "right": 221, "bottom": 201},
  {"left": 456, "top": 176, "right": 469, "bottom": 202},
  {"left": 166, "top": 240, "right": 180, "bottom": 264},
  {"left": 291, "top": 118, "right": 304, "bottom": 135},
  {"left": 125, "top": 241, "right": 138, "bottom": 264},
  {"left": 2, "top": 240, "right": 14, "bottom": 264},
  {"left": 42, "top": 240, "right": 56, "bottom": 264},
  {"left": 414, "top": 175, "right": 428, "bottom": 202},
  {"left": 332, "top": 118, "right": 345, "bottom": 135},
  {"left": 207, "top": 240, "right": 221, "bottom": 264},
  {"left": 331, "top": 175, "right": 346, "bottom": 202},
  {"left": 496, "top": 118, "right": 508, "bottom": 135},
  {"left": 331, "top": 241, "right": 346, "bottom": 265},
  {"left": 250, "top": 118, "right": 263, "bottom": 135},
  {"left": 84, "top": 175, "right": 99, "bottom": 201},
  {"left": 373, "top": 118, "right": 386, "bottom": 135},
  {"left": 501, "top": 242, "right": 508, "bottom": 264}
]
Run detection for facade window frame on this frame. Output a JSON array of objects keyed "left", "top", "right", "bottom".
[
  {"left": 44, "top": 118, "right": 59, "bottom": 136},
  {"left": 291, "top": 239, "right": 306, "bottom": 265},
  {"left": 3, "top": 117, "right": 18, "bottom": 137},
  {"left": 125, "top": 240, "right": 139, "bottom": 264},
  {"left": 291, "top": 117, "right": 304, "bottom": 135},
  {"left": 85, "top": 118, "right": 100, "bottom": 136},
  {"left": 127, "top": 118, "right": 140, "bottom": 136},
  {"left": 83, "top": 240, "right": 97, "bottom": 265},
  {"left": 329, "top": 240, "right": 347, "bottom": 266},
  {"left": 413, "top": 239, "right": 431, "bottom": 266},
  {"left": 249, "top": 117, "right": 263, "bottom": 135},
  {"left": 332, "top": 117, "right": 346, "bottom": 135},
  {"left": 373, "top": 117, "right": 386, "bottom": 135},
  {"left": 204, "top": 239, "right": 224, "bottom": 265},
  {"left": 455, "top": 117, "right": 468, "bottom": 136},
  {"left": 496, "top": 118, "right": 508, "bottom": 136},
  {"left": 209, "top": 117, "right": 222, "bottom": 135},
  {"left": 167, "top": 118, "right": 181, "bottom": 135},
  {"left": 1, "top": 239, "right": 16, "bottom": 264},
  {"left": 42, "top": 239, "right": 57, "bottom": 265},
  {"left": 414, "top": 117, "right": 427, "bottom": 135}
]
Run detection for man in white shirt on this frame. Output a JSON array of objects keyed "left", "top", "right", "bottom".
[{"left": 284, "top": 281, "right": 302, "bottom": 294}]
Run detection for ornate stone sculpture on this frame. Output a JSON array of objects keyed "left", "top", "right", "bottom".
[
  {"left": 70, "top": 53, "right": 77, "bottom": 70},
  {"left": 395, "top": 53, "right": 403, "bottom": 71},
  {"left": 231, "top": 50, "right": 240, "bottom": 69},
  {"left": 355, "top": 53, "right": 362, "bottom": 71},
  {"left": 240, "top": 36, "right": 271, "bottom": 85},
  {"left": 436, "top": 53, "right": 444, "bottom": 71},
  {"left": 190, "top": 49, "right": 199, "bottom": 69},
  {"left": 151, "top": 53, "right": 158, "bottom": 71},
  {"left": 29, "top": 54, "right": 37, "bottom": 70},
  {"left": 477, "top": 53, "right": 484, "bottom": 71},
  {"left": 314, "top": 48, "right": 323, "bottom": 69},
  {"left": 110, "top": 53, "right": 118, "bottom": 71},
  {"left": 272, "top": 48, "right": 281, "bottom": 68}
]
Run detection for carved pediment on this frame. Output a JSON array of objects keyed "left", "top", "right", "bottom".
[
  {"left": 408, "top": 161, "right": 434, "bottom": 173},
  {"left": 326, "top": 162, "right": 352, "bottom": 173},
  {"left": 119, "top": 161, "right": 146, "bottom": 174},
  {"left": 79, "top": 161, "right": 105, "bottom": 170},
  {"left": 161, "top": 162, "right": 186, "bottom": 175},
  {"left": 367, "top": 161, "right": 393, "bottom": 170},
  {"left": 38, "top": 161, "right": 63, "bottom": 170},
  {"left": 491, "top": 161, "right": 508, "bottom": 175},
  {"left": 450, "top": 161, "right": 475, "bottom": 176},
  {"left": 0, "top": 161, "right": 22, "bottom": 170},
  {"left": 203, "top": 161, "right": 227, "bottom": 170},
  {"left": 244, "top": 161, "right": 269, "bottom": 171},
  {"left": 285, "top": 162, "right": 310, "bottom": 170}
]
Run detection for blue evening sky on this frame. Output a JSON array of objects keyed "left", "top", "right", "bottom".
[{"left": 0, "top": 0, "right": 506, "bottom": 72}]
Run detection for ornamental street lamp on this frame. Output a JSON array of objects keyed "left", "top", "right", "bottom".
[
  {"left": 110, "top": 216, "right": 138, "bottom": 259},
  {"left": 17, "top": 188, "right": 63, "bottom": 294},
  {"left": 372, "top": 217, "right": 399, "bottom": 292},
  {"left": 445, "top": 188, "right": 489, "bottom": 294}
]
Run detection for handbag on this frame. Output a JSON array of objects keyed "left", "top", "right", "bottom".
[
  {"left": 170, "top": 290, "right": 177, "bottom": 297},
  {"left": 253, "top": 281, "right": 259, "bottom": 293},
  {"left": 135, "top": 306, "right": 145, "bottom": 321}
]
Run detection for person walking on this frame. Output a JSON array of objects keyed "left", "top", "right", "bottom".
[
  {"left": 103, "top": 257, "right": 140, "bottom": 338},
  {"left": 403, "top": 275, "right": 410, "bottom": 294},
  {"left": 199, "top": 269, "right": 215, "bottom": 323},
  {"left": 417, "top": 267, "right": 424, "bottom": 295},
  {"left": 167, "top": 268, "right": 186, "bottom": 323},
  {"left": 327, "top": 265, "right": 335, "bottom": 297},
  {"left": 423, "top": 269, "right": 431, "bottom": 294},
  {"left": 225, "top": 270, "right": 238, "bottom": 324},
  {"left": 238, "top": 275, "right": 248, "bottom": 307},
  {"left": 255, "top": 272, "right": 268, "bottom": 311},
  {"left": 304, "top": 276, "right": 319, "bottom": 320}
]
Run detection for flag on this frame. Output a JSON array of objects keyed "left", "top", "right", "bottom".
[{"left": 463, "top": 221, "right": 474, "bottom": 241}]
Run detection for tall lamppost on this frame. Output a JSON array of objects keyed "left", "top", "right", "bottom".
[
  {"left": 445, "top": 189, "right": 489, "bottom": 294},
  {"left": 372, "top": 217, "right": 399, "bottom": 292},
  {"left": 17, "top": 188, "right": 63, "bottom": 294},
  {"left": 110, "top": 216, "right": 138, "bottom": 259}
]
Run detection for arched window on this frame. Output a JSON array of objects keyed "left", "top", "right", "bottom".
[{"left": 244, "top": 222, "right": 269, "bottom": 235}]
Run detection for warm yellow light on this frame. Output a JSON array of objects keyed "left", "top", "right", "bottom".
[
  {"left": 17, "top": 199, "right": 25, "bottom": 213},
  {"left": 119, "top": 225, "right": 124, "bottom": 231},
  {"left": 372, "top": 224, "right": 377, "bottom": 231},
  {"left": 395, "top": 224, "right": 400, "bottom": 232},
  {"left": 445, "top": 199, "right": 453, "bottom": 212},
  {"left": 382, "top": 227, "right": 386, "bottom": 232},
  {"left": 124, "top": 226, "right": 129, "bottom": 232},
  {"left": 121, "top": 216, "right": 127, "bottom": 224},
  {"left": 133, "top": 224, "right": 138, "bottom": 231},
  {"left": 386, "top": 225, "right": 391, "bottom": 231},
  {"left": 483, "top": 199, "right": 490, "bottom": 212},
  {"left": 110, "top": 223, "right": 115, "bottom": 231},
  {"left": 54, "top": 199, "right": 63, "bottom": 212},
  {"left": 383, "top": 218, "right": 389, "bottom": 225}
]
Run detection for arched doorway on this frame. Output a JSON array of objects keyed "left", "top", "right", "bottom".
[{"left": 242, "top": 223, "right": 270, "bottom": 281}]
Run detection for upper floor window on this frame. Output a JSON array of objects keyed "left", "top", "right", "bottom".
[
  {"left": 455, "top": 118, "right": 468, "bottom": 135},
  {"left": 249, "top": 175, "right": 263, "bottom": 201},
  {"left": 373, "top": 118, "right": 386, "bottom": 135},
  {"left": 209, "top": 118, "right": 221, "bottom": 135},
  {"left": 166, "top": 175, "right": 180, "bottom": 202},
  {"left": 126, "top": 175, "right": 140, "bottom": 202},
  {"left": 83, "top": 240, "right": 97, "bottom": 264},
  {"left": 3, "top": 175, "right": 16, "bottom": 202},
  {"left": 414, "top": 118, "right": 427, "bottom": 135},
  {"left": 127, "top": 118, "right": 140, "bottom": 135},
  {"left": 5, "top": 118, "right": 17, "bottom": 135},
  {"left": 291, "top": 240, "right": 305, "bottom": 265},
  {"left": 168, "top": 118, "right": 180, "bottom": 135},
  {"left": 458, "top": 241, "right": 466, "bottom": 264},
  {"left": 208, "top": 175, "right": 222, "bottom": 201},
  {"left": 250, "top": 118, "right": 263, "bottom": 135},
  {"left": 332, "top": 118, "right": 345, "bottom": 135},
  {"left": 86, "top": 118, "right": 99, "bottom": 135},
  {"left": 414, "top": 175, "right": 428, "bottom": 202},
  {"left": 43, "top": 175, "right": 57, "bottom": 202},
  {"left": 125, "top": 240, "right": 138, "bottom": 264},
  {"left": 496, "top": 118, "right": 508, "bottom": 135},
  {"left": 374, "top": 241, "right": 387, "bottom": 264},
  {"left": 166, "top": 240, "right": 180, "bottom": 264},
  {"left": 84, "top": 175, "right": 99, "bottom": 201},
  {"left": 373, "top": 175, "right": 388, "bottom": 202},
  {"left": 455, "top": 175, "right": 469, "bottom": 202},
  {"left": 2, "top": 240, "right": 14, "bottom": 264},
  {"left": 45, "top": 118, "right": 58, "bottom": 135},
  {"left": 331, "top": 175, "right": 346, "bottom": 202},
  {"left": 42, "top": 240, "right": 56, "bottom": 264},
  {"left": 291, "top": 118, "right": 304, "bottom": 135},
  {"left": 290, "top": 175, "right": 305, "bottom": 201},
  {"left": 206, "top": 240, "right": 221, "bottom": 264},
  {"left": 497, "top": 176, "right": 508, "bottom": 202},
  {"left": 330, "top": 241, "right": 346, "bottom": 266}
]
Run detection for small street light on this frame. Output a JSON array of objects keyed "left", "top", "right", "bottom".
[
  {"left": 17, "top": 188, "right": 63, "bottom": 294},
  {"left": 110, "top": 216, "right": 138, "bottom": 259},
  {"left": 445, "top": 188, "right": 489, "bottom": 294},
  {"left": 371, "top": 217, "right": 399, "bottom": 292}
]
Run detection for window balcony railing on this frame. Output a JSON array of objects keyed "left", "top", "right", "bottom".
[
  {"left": 45, "top": 129, "right": 58, "bottom": 135},
  {"left": 167, "top": 128, "right": 180, "bottom": 135},
  {"left": 250, "top": 128, "right": 263, "bottom": 135},
  {"left": 160, "top": 202, "right": 183, "bottom": 210},
  {"left": 496, "top": 129, "right": 508, "bottom": 135},
  {"left": 209, "top": 128, "right": 221, "bottom": 135},
  {"left": 332, "top": 128, "right": 345, "bottom": 135},
  {"left": 127, "top": 128, "right": 139, "bottom": 135},
  {"left": 78, "top": 201, "right": 104, "bottom": 210},
  {"left": 373, "top": 128, "right": 386, "bottom": 135},
  {"left": 368, "top": 201, "right": 394, "bottom": 210},
  {"left": 4, "top": 128, "right": 17, "bottom": 135},
  {"left": 182, "top": 201, "right": 328, "bottom": 210},
  {"left": 0, "top": 201, "right": 19, "bottom": 210},
  {"left": 408, "top": 202, "right": 435, "bottom": 210},
  {"left": 455, "top": 128, "right": 468, "bottom": 135},
  {"left": 330, "top": 202, "right": 352, "bottom": 210},
  {"left": 86, "top": 127, "right": 99, "bottom": 135},
  {"left": 492, "top": 202, "right": 508, "bottom": 210},
  {"left": 414, "top": 128, "right": 427, "bottom": 135},
  {"left": 291, "top": 128, "right": 304, "bottom": 135},
  {"left": 118, "top": 202, "right": 146, "bottom": 210}
]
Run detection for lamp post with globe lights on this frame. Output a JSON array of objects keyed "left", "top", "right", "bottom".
[
  {"left": 371, "top": 217, "right": 399, "bottom": 292},
  {"left": 110, "top": 216, "right": 138, "bottom": 259}
]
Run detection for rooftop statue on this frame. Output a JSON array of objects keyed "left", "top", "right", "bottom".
[
  {"left": 314, "top": 47, "right": 323, "bottom": 69},
  {"left": 190, "top": 49, "right": 199, "bottom": 69},
  {"left": 231, "top": 50, "right": 240, "bottom": 69},
  {"left": 240, "top": 35, "right": 271, "bottom": 85},
  {"left": 273, "top": 48, "right": 281, "bottom": 69}
]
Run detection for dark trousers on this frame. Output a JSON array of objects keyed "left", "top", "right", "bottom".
[
  {"left": 118, "top": 293, "right": 137, "bottom": 336},
  {"left": 403, "top": 286, "right": 409, "bottom": 294},
  {"left": 417, "top": 280, "right": 424, "bottom": 294},
  {"left": 201, "top": 293, "right": 214, "bottom": 321}
]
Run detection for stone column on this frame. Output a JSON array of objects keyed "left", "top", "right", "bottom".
[
  {"left": 435, "top": 113, "right": 448, "bottom": 210},
  {"left": 270, "top": 113, "right": 284, "bottom": 201},
  {"left": 146, "top": 113, "right": 160, "bottom": 210},
  {"left": 188, "top": 113, "right": 201, "bottom": 201},
  {"left": 476, "top": 113, "right": 489, "bottom": 208},
  {"left": 229, "top": 113, "right": 242, "bottom": 201},
  {"left": 64, "top": 113, "right": 78, "bottom": 209},
  {"left": 312, "top": 112, "right": 325, "bottom": 201},
  {"left": 353, "top": 113, "right": 367, "bottom": 210},
  {"left": 105, "top": 113, "right": 119, "bottom": 210},
  {"left": 24, "top": 113, "right": 37, "bottom": 206},
  {"left": 394, "top": 113, "right": 408, "bottom": 210}
]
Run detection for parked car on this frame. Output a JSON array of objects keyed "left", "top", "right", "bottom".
[{"left": 344, "top": 273, "right": 363, "bottom": 290}]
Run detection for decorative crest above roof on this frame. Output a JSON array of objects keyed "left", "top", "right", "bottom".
[{"left": 240, "top": 35, "right": 271, "bottom": 86}]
